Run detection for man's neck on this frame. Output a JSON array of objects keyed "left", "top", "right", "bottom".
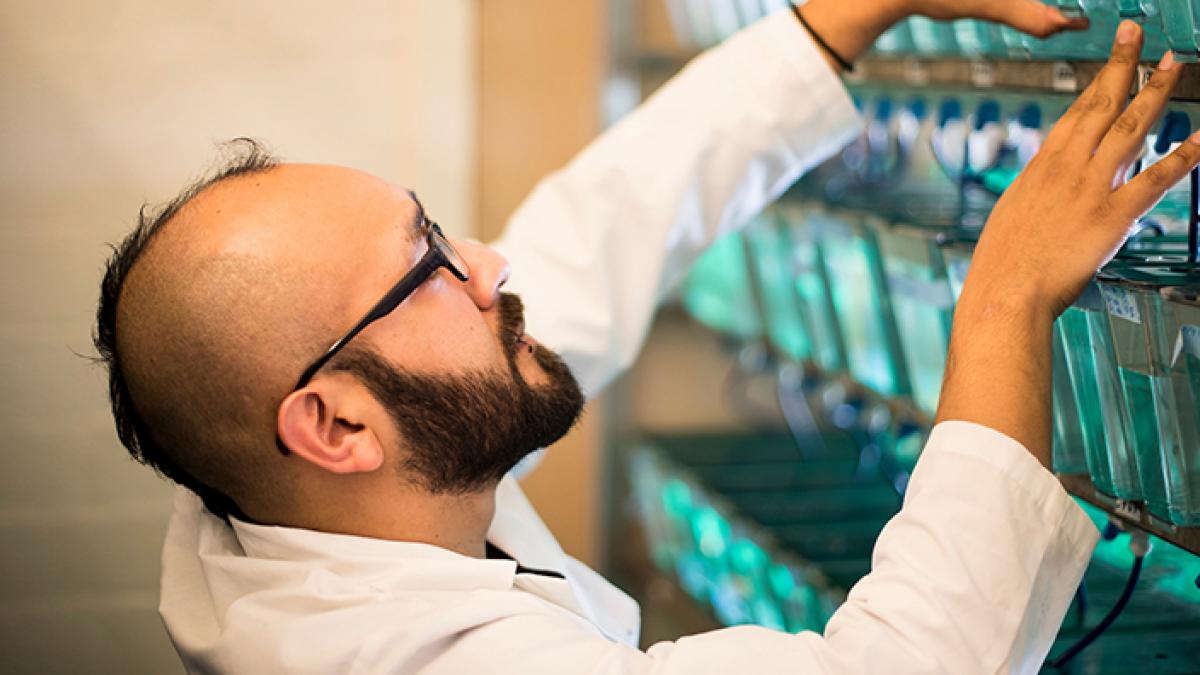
[
  {"left": 380, "top": 487, "right": 498, "bottom": 559},
  {"left": 266, "top": 484, "right": 499, "bottom": 559}
]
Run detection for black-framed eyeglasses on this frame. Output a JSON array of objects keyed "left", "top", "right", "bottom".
[{"left": 290, "top": 220, "right": 470, "bottom": 392}]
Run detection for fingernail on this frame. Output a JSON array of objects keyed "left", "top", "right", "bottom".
[
  {"left": 1117, "top": 20, "right": 1136, "bottom": 44},
  {"left": 1190, "top": 129, "right": 1200, "bottom": 146},
  {"left": 1159, "top": 51, "right": 1177, "bottom": 71}
]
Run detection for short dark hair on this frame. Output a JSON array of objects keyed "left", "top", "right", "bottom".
[{"left": 94, "top": 138, "right": 279, "bottom": 520}]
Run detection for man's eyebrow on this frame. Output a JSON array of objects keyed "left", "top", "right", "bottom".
[{"left": 407, "top": 189, "right": 426, "bottom": 242}]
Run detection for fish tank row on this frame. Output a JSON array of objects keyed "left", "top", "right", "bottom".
[
  {"left": 664, "top": 0, "right": 1200, "bottom": 63},
  {"left": 880, "top": 0, "right": 1198, "bottom": 62},
  {"left": 629, "top": 435, "right": 1200, "bottom": 627},
  {"left": 685, "top": 204, "right": 1200, "bottom": 526},
  {"left": 681, "top": 83, "right": 1200, "bottom": 527},
  {"left": 629, "top": 447, "right": 847, "bottom": 633}
]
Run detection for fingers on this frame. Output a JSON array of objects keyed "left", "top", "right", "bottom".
[
  {"left": 1092, "top": 52, "right": 1185, "bottom": 181},
  {"left": 973, "top": 0, "right": 1088, "bottom": 38},
  {"left": 1041, "top": 23, "right": 1141, "bottom": 150},
  {"left": 1063, "top": 21, "right": 1143, "bottom": 153},
  {"left": 1114, "top": 133, "right": 1200, "bottom": 220}
]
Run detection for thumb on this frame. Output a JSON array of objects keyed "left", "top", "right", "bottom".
[{"left": 969, "top": 0, "right": 1089, "bottom": 38}]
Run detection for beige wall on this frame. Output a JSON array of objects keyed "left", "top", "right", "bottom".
[
  {"left": 477, "top": 0, "right": 610, "bottom": 570},
  {"left": 0, "top": 2, "right": 477, "bottom": 672}
]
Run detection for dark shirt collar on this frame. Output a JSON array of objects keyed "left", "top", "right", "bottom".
[{"left": 486, "top": 542, "right": 566, "bottom": 580}]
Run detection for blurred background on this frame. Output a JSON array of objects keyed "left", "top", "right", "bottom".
[{"left": 3, "top": 0, "right": 1200, "bottom": 673}]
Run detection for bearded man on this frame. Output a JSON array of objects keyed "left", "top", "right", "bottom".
[{"left": 95, "top": 1, "right": 1195, "bottom": 672}]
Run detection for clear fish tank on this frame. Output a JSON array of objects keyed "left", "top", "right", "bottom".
[
  {"left": 876, "top": 221, "right": 954, "bottom": 418},
  {"left": 743, "top": 211, "right": 812, "bottom": 364},
  {"left": 1161, "top": 0, "right": 1200, "bottom": 61},
  {"left": 1099, "top": 265, "right": 1183, "bottom": 523},
  {"left": 907, "top": 16, "right": 961, "bottom": 56},
  {"left": 681, "top": 230, "right": 763, "bottom": 342},
  {"left": 815, "top": 211, "right": 910, "bottom": 399},
  {"left": 1058, "top": 280, "right": 1139, "bottom": 499},
  {"left": 1159, "top": 282, "right": 1200, "bottom": 525},
  {"left": 777, "top": 202, "right": 849, "bottom": 375}
]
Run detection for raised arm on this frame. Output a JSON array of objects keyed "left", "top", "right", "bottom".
[
  {"left": 492, "top": 1, "right": 1086, "bottom": 398},
  {"left": 491, "top": 11, "right": 863, "bottom": 397}
]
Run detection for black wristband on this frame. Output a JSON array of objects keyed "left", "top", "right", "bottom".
[{"left": 790, "top": 3, "right": 855, "bottom": 73}]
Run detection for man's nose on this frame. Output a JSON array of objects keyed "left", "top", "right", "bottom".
[{"left": 451, "top": 238, "right": 510, "bottom": 310}]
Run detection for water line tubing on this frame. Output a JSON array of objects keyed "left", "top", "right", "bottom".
[
  {"left": 1048, "top": 529, "right": 1150, "bottom": 669},
  {"left": 1189, "top": 166, "right": 1198, "bottom": 265}
]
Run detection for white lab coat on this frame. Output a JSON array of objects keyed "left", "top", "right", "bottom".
[{"left": 158, "top": 11, "right": 1100, "bottom": 674}]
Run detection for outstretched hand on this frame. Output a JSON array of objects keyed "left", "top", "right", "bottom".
[
  {"left": 936, "top": 21, "right": 1199, "bottom": 466},
  {"left": 966, "top": 21, "right": 1197, "bottom": 319},
  {"left": 796, "top": 0, "right": 1088, "bottom": 75},
  {"left": 903, "top": 0, "right": 1089, "bottom": 37}
]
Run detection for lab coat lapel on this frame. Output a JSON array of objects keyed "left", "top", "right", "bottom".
[
  {"left": 488, "top": 475, "right": 569, "bottom": 575},
  {"left": 488, "top": 476, "right": 580, "bottom": 612}
]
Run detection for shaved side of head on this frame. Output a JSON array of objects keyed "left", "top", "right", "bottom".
[
  {"left": 96, "top": 140, "right": 324, "bottom": 518},
  {"left": 116, "top": 250, "right": 327, "bottom": 513}
]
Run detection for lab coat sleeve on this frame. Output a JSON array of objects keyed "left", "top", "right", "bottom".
[
  {"left": 490, "top": 10, "right": 863, "bottom": 399},
  {"left": 796, "top": 421, "right": 1100, "bottom": 673},
  {"left": 419, "top": 422, "right": 1098, "bottom": 675}
]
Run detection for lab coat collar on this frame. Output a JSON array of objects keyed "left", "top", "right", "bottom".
[
  {"left": 487, "top": 478, "right": 641, "bottom": 643},
  {"left": 487, "top": 474, "right": 570, "bottom": 576},
  {"left": 229, "top": 515, "right": 520, "bottom": 594},
  {"left": 215, "top": 475, "right": 569, "bottom": 596},
  {"left": 217, "top": 475, "right": 622, "bottom": 637},
  {"left": 485, "top": 476, "right": 602, "bottom": 630},
  {"left": 166, "top": 470, "right": 639, "bottom": 655}
]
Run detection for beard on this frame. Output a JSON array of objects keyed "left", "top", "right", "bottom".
[{"left": 330, "top": 293, "right": 584, "bottom": 494}]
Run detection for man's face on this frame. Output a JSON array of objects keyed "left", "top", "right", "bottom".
[
  {"left": 335, "top": 292, "right": 583, "bottom": 493},
  {"left": 277, "top": 167, "right": 583, "bottom": 490}
]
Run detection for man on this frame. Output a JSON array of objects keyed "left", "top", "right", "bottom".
[{"left": 95, "top": 0, "right": 1197, "bottom": 671}]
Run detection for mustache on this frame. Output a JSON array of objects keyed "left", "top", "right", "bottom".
[{"left": 498, "top": 292, "right": 526, "bottom": 354}]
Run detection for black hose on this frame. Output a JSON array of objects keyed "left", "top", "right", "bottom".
[
  {"left": 1188, "top": 166, "right": 1198, "bottom": 265},
  {"left": 1049, "top": 556, "right": 1144, "bottom": 669}
]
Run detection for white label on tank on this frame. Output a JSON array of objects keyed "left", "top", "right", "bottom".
[
  {"left": 970, "top": 61, "right": 996, "bottom": 88},
  {"left": 905, "top": 59, "right": 930, "bottom": 86},
  {"left": 1101, "top": 286, "right": 1141, "bottom": 324},
  {"left": 1114, "top": 499, "right": 1143, "bottom": 522},
  {"left": 1051, "top": 62, "right": 1078, "bottom": 92}
]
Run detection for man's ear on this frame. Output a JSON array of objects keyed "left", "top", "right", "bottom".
[{"left": 277, "top": 379, "right": 385, "bottom": 475}]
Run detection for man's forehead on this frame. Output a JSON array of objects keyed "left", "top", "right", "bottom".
[{"left": 181, "top": 163, "right": 423, "bottom": 255}]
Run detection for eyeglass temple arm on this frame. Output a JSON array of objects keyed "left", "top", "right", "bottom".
[{"left": 291, "top": 254, "right": 446, "bottom": 390}]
